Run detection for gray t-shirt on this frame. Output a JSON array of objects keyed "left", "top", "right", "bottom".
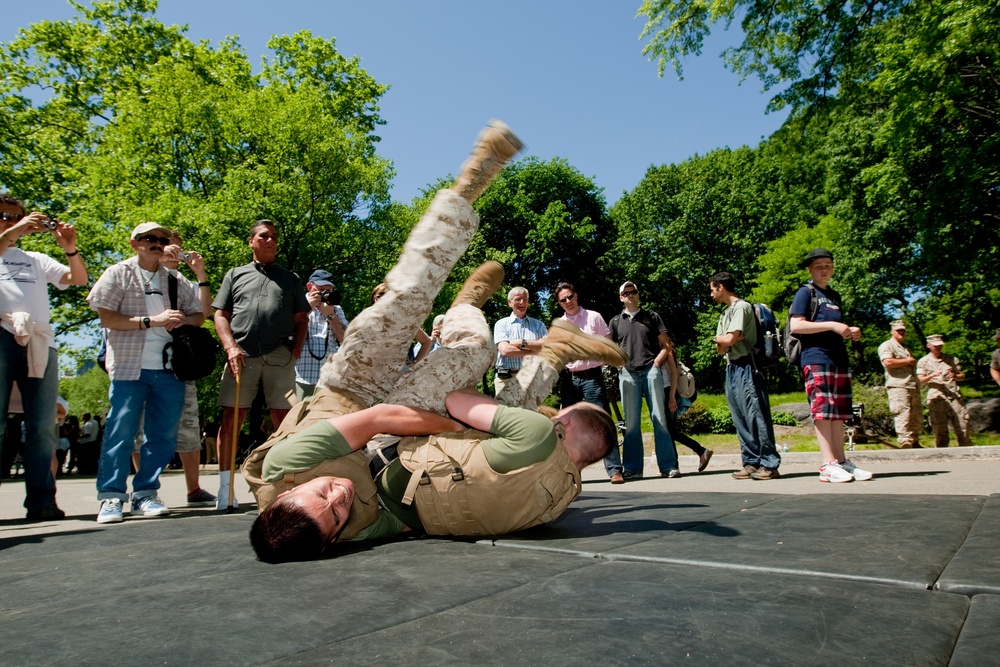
[{"left": 213, "top": 262, "right": 309, "bottom": 357}]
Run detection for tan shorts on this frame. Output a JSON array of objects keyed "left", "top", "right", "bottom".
[{"left": 218, "top": 346, "right": 296, "bottom": 410}]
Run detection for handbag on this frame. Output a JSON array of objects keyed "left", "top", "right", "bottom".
[{"left": 163, "top": 274, "right": 220, "bottom": 381}]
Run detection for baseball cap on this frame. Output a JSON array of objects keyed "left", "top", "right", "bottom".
[
  {"left": 799, "top": 247, "right": 834, "bottom": 269},
  {"left": 926, "top": 334, "right": 944, "bottom": 346},
  {"left": 131, "top": 222, "right": 171, "bottom": 239},
  {"left": 890, "top": 320, "right": 906, "bottom": 331},
  {"left": 619, "top": 281, "right": 638, "bottom": 295},
  {"left": 308, "top": 269, "right": 335, "bottom": 287}
]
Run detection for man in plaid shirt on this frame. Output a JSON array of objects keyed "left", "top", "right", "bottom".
[
  {"left": 87, "top": 222, "right": 204, "bottom": 523},
  {"left": 294, "top": 269, "right": 349, "bottom": 400}
]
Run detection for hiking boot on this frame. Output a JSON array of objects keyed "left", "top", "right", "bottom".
[
  {"left": 840, "top": 459, "right": 873, "bottom": 481},
  {"left": 750, "top": 466, "right": 780, "bottom": 480},
  {"left": 26, "top": 503, "right": 65, "bottom": 522},
  {"left": 186, "top": 488, "right": 218, "bottom": 507},
  {"left": 132, "top": 495, "right": 170, "bottom": 517},
  {"left": 610, "top": 473, "right": 625, "bottom": 484},
  {"left": 819, "top": 460, "right": 854, "bottom": 483},
  {"left": 451, "top": 261, "right": 505, "bottom": 309},
  {"left": 97, "top": 498, "right": 124, "bottom": 524},
  {"left": 538, "top": 319, "right": 628, "bottom": 371},
  {"left": 732, "top": 464, "right": 758, "bottom": 480},
  {"left": 451, "top": 120, "right": 524, "bottom": 203},
  {"left": 698, "top": 449, "right": 714, "bottom": 473}
]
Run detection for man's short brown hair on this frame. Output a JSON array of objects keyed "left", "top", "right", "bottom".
[{"left": 250, "top": 500, "right": 329, "bottom": 564}]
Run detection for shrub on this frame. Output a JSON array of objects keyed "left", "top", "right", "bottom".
[
  {"left": 770, "top": 411, "right": 798, "bottom": 426},
  {"left": 679, "top": 402, "right": 713, "bottom": 434},
  {"left": 707, "top": 406, "right": 735, "bottom": 434}
]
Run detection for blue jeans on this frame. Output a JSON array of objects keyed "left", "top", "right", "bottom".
[
  {"left": 619, "top": 365, "right": 676, "bottom": 475},
  {"left": 725, "top": 358, "right": 780, "bottom": 469},
  {"left": 98, "top": 369, "right": 185, "bottom": 502},
  {"left": 0, "top": 329, "right": 59, "bottom": 512}
]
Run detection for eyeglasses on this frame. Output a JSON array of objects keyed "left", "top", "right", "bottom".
[
  {"left": 0, "top": 212, "right": 24, "bottom": 222},
  {"left": 621, "top": 289, "right": 638, "bottom": 297},
  {"left": 558, "top": 294, "right": 576, "bottom": 304},
  {"left": 137, "top": 234, "right": 171, "bottom": 246}
]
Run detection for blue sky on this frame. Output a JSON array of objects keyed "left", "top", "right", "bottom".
[{"left": 6, "top": 0, "right": 789, "bottom": 206}]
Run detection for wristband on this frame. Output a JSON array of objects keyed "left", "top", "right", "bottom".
[
  {"left": 197, "top": 281, "right": 210, "bottom": 287},
  {"left": 65, "top": 250, "right": 79, "bottom": 257}
]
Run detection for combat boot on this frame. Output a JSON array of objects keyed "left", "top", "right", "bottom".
[
  {"left": 451, "top": 120, "right": 524, "bottom": 203},
  {"left": 538, "top": 319, "right": 628, "bottom": 371},
  {"left": 451, "top": 261, "right": 504, "bottom": 309}
]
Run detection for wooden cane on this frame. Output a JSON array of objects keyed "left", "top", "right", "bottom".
[{"left": 227, "top": 367, "right": 241, "bottom": 514}]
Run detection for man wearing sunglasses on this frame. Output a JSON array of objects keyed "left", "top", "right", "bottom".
[
  {"left": 87, "top": 222, "right": 205, "bottom": 523},
  {"left": 608, "top": 281, "right": 679, "bottom": 480},
  {"left": 0, "top": 193, "right": 88, "bottom": 520}
]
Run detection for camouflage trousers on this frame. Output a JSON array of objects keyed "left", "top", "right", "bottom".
[
  {"left": 886, "top": 386, "right": 923, "bottom": 448},
  {"left": 494, "top": 356, "right": 560, "bottom": 412},
  {"left": 318, "top": 189, "right": 497, "bottom": 412},
  {"left": 927, "top": 396, "right": 971, "bottom": 447}
]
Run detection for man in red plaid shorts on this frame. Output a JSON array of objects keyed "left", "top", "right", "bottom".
[{"left": 788, "top": 248, "right": 873, "bottom": 483}]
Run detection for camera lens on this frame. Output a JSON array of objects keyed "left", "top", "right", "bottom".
[{"left": 42, "top": 218, "right": 58, "bottom": 230}]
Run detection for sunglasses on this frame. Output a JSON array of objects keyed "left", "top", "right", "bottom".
[
  {"left": 0, "top": 212, "right": 24, "bottom": 222},
  {"left": 137, "top": 234, "right": 171, "bottom": 246},
  {"left": 558, "top": 294, "right": 576, "bottom": 304},
  {"left": 621, "top": 289, "right": 638, "bottom": 297}
]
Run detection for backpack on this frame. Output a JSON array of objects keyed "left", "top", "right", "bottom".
[
  {"left": 675, "top": 359, "right": 696, "bottom": 399},
  {"left": 163, "top": 274, "right": 221, "bottom": 381},
  {"left": 783, "top": 284, "right": 820, "bottom": 367},
  {"left": 750, "top": 303, "right": 782, "bottom": 366}
]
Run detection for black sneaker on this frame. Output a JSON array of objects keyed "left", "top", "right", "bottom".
[
  {"left": 26, "top": 503, "right": 66, "bottom": 521},
  {"left": 732, "top": 465, "right": 759, "bottom": 480}
]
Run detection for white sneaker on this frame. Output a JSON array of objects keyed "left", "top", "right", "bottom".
[
  {"left": 819, "top": 460, "right": 854, "bottom": 483},
  {"left": 216, "top": 480, "right": 239, "bottom": 510},
  {"left": 97, "top": 498, "right": 124, "bottom": 524},
  {"left": 132, "top": 495, "right": 170, "bottom": 517},
  {"left": 840, "top": 459, "right": 873, "bottom": 481}
]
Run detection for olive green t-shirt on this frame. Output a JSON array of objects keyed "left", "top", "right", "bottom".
[{"left": 260, "top": 405, "right": 557, "bottom": 540}]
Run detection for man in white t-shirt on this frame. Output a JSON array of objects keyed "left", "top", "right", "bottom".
[
  {"left": 87, "top": 222, "right": 204, "bottom": 523},
  {"left": 0, "top": 192, "right": 88, "bottom": 521}
]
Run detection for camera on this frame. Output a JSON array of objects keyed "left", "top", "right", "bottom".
[
  {"left": 179, "top": 251, "right": 193, "bottom": 261},
  {"left": 41, "top": 217, "right": 58, "bottom": 231},
  {"left": 319, "top": 289, "right": 340, "bottom": 306}
]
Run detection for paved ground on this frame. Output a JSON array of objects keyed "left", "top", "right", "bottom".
[{"left": 1, "top": 446, "right": 998, "bottom": 665}]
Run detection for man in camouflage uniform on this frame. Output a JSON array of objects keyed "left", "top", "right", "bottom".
[
  {"left": 877, "top": 320, "right": 923, "bottom": 448},
  {"left": 916, "top": 334, "right": 971, "bottom": 447}
]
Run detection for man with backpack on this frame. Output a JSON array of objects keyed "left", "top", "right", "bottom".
[
  {"left": 87, "top": 222, "right": 204, "bottom": 522},
  {"left": 788, "top": 248, "right": 872, "bottom": 483},
  {"left": 709, "top": 271, "right": 781, "bottom": 480}
]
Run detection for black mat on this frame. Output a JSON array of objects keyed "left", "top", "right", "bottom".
[
  {"left": 936, "top": 494, "right": 1000, "bottom": 595},
  {"left": 1, "top": 492, "right": 996, "bottom": 666}
]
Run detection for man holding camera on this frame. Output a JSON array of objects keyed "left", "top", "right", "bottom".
[
  {"left": 0, "top": 193, "right": 87, "bottom": 520},
  {"left": 295, "top": 269, "right": 348, "bottom": 400}
]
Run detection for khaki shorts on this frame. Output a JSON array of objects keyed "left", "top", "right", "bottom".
[{"left": 218, "top": 346, "right": 296, "bottom": 410}]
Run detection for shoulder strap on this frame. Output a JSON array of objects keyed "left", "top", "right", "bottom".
[
  {"left": 168, "top": 272, "right": 179, "bottom": 310},
  {"left": 806, "top": 284, "right": 819, "bottom": 321}
]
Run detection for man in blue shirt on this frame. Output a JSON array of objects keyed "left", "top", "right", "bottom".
[{"left": 493, "top": 286, "right": 547, "bottom": 394}]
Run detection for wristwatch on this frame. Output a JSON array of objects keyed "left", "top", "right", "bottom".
[
  {"left": 142, "top": 317, "right": 151, "bottom": 329},
  {"left": 520, "top": 338, "right": 528, "bottom": 350}
]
